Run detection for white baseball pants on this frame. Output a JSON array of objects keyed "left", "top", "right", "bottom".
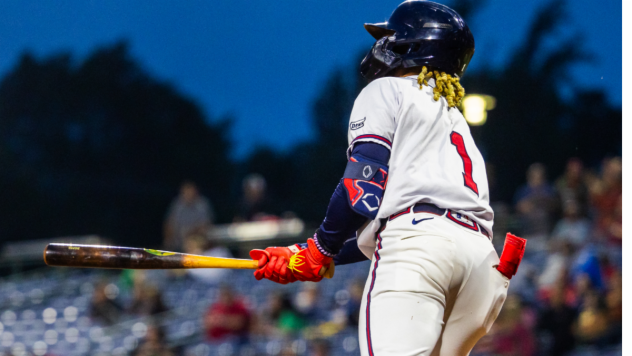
[{"left": 358, "top": 211, "right": 509, "bottom": 356}]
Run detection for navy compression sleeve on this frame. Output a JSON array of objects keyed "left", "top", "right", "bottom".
[
  {"left": 314, "top": 142, "right": 390, "bottom": 261},
  {"left": 333, "top": 237, "right": 371, "bottom": 265}
]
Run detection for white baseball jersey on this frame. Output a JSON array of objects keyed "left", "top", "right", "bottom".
[{"left": 348, "top": 76, "right": 494, "bottom": 257}]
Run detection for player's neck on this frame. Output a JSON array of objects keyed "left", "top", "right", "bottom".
[
  {"left": 398, "top": 70, "right": 421, "bottom": 77},
  {"left": 392, "top": 66, "right": 422, "bottom": 77}
]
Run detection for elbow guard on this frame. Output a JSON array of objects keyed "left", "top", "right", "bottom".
[{"left": 342, "top": 155, "right": 388, "bottom": 220}]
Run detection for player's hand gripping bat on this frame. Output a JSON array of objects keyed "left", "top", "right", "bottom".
[{"left": 43, "top": 243, "right": 333, "bottom": 278}]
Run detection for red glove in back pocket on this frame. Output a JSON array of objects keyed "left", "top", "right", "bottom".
[{"left": 497, "top": 233, "right": 526, "bottom": 279}]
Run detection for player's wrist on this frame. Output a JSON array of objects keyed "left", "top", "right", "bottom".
[
  {"left": 307, "top": 238, "right": 333, "bottom": 264},
  {"left": 312, "top": 230, "right": 336, "bottom": 258}
]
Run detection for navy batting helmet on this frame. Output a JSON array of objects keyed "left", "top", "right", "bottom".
[{"left": 360, "top": 0, "right": 475, "bottom": 81}]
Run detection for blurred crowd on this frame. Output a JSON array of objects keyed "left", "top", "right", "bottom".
[
  {"left": 199, "top": 281, "right": 363, "bottom": 356},
  {"left": 81, "top": 156, "right": 621, "bottom": 356},
  {"left": 474, "top": 157, "right": 622, "bottom": 356},
  {"left": 82, "top": 267, "right": 364, "bottom": 356}
]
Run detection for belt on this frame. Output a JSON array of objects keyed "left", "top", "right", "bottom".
[{"left": 387, "top": 202, "right": 491, "bottom": 239}]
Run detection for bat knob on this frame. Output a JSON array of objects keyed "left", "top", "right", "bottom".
[{"left": 318, "top": 261, "right": 335, "bottom": 279}]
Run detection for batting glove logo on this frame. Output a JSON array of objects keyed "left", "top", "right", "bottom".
[{"left": 288, "top": 254, "right": 305, "bottom": 273}]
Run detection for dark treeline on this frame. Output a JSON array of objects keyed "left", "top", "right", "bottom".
[
  {"left": 0, "top": 43, "right": 233, "bottom": 247},
  {"left": 0, "top": 0, "right": 620, "bottom": 247},
  {"left": 463, "top": 0, "right": 621, "bottom": 200}
]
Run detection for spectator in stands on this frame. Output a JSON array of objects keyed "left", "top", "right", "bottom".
[
  {"left": 599, "top": 254, "right": 618, "bottom": 285},
  {"left": 132, "top": 325, "right": 174, "bottom": 356},
  {"left": 596, "top": 194, "right": 622, "bottom": 247},
  {"left": 555, "top": 158, "right": 589, "bottom": 216},
  {"left": 128, "top": 283, "right": 167, "bottom": 317},
  {"left": 309, "top": 339, "right": 331, "bottom": 356},
  {"left": 572, "top": 273, "right": 595, "bottom": 307},
  {"left": 514, "top": 163, "right": 558, "bottom": 250},
  {"left": 235, "top": 173, "right": 270, "bottom": 222},
  {"left": 301, "top": 280, "right": 366, "bottom": 340},
  {"left": 204, "top": 285, "right": 251, "bottom": 343},
  {"left": 537, "top": 243, "right": 575, "bottom": 298},
  {"left": 506, "top": 259, "right": 538, "bottom": 304},
  {"left": 257, "top": 292, "right": 306, "bottom": 337},
  {"left": 475, "top": 295, "right": 536, "bottom": 356},
  {"left": 89, "top": 281, "right": 123, "bottom": 326},
  {"left": 537, "top": 284, "right": 578, "bottom": 355},
  {"left": 575, "top": 290, "right": 609, "bottom": 347},
  {"left": 295, "top": 283, "right": 321, "bottom": 324},
  {"left": 164, "top": 181, "right": 214, "bottom": 251},
  {"left": 183, "top": 234, "right": 233, "bottom": 284},
  {"left": 603, "top": 271, "right": 623, "bottom": 345},
  {"left": 604, "top": 194, "right": 622, "bottom": 245},
  {"left": 550, "top": 200, "right": 592, "bottom": 247},
  {"left": 279, "top": 344, "right": 297, "bottom": 356},
  {"left": 589, "top": 157, "right": 622, "bottom": 244},
  {"left": 345, "top": 280, "right": 364, "bottom": 327},
  {"left": 572, "top": 248, "right": 604, "bottom": 292},
  {"left": 274, "top": 293, "right": 307, "bottom": 335},
  {"left": 589, "top": 157, "right": 622, "bottom": 215}
]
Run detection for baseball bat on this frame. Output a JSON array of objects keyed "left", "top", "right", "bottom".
[
  {"left": 43, "top": 243, "right": 334, "bottom": 278},
  {"left": 43, "top": 243, "right": 258, "bottom": 270}
]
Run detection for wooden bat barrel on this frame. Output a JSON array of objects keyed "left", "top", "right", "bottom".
[{"left": 43, "top": 243, "right": 258, "bottom": 270}]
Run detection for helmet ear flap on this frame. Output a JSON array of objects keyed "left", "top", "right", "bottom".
[{"left": 360, "top": 37, "right": 402, "bottom": 81}]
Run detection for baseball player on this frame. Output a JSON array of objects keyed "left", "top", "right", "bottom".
[{"left": 250, "top": 1, "right": 526, "bottom": 355}]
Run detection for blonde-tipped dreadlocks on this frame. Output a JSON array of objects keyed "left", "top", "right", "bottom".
[{"left": 417, "top": 66, "right": 465, "bottom": 108}]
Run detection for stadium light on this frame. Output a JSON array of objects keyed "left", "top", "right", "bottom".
[{"left": 462, "top": 94, "right": 496, "bottom": 126}]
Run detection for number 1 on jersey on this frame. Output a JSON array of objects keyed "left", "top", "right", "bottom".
[{"left": 450, "top": 131, "right": 479, "bottom": 195}]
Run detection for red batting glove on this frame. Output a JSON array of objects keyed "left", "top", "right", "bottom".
[
  {"left": 288, "top": 238, "right": 333, "bottom": 283},
  {"left": 249, "top": 245, "right": 302, "bottom": 284},
  {"left": 249, "top": 239, "right": 334, "bottom": 284}
]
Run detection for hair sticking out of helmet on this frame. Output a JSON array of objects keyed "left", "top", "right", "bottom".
[{"left": 417, "top": 66, "right": 465, "bottom": 108}]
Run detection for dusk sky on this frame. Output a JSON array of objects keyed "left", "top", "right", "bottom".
[{"left": 0, "top": 0, "right": 622, "bottom": 158}]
